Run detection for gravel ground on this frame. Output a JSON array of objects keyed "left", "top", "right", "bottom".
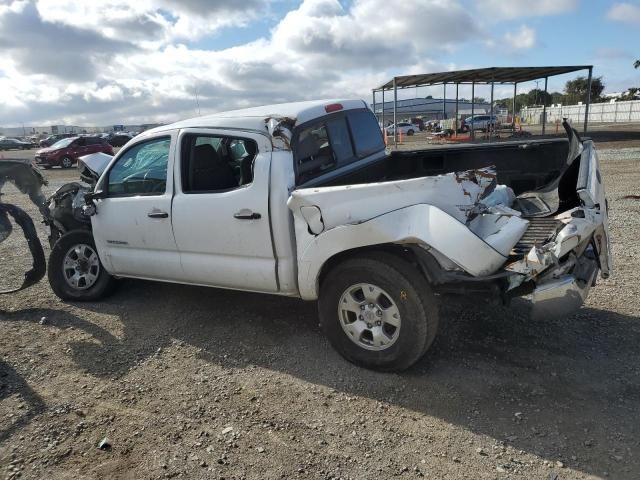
[{"left": 1, "top": 141, "right": 639, "bottom": 480}]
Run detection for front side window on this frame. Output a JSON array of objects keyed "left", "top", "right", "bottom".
[{"left": 107, "top": 137, "right": 170, "bottom": 196}]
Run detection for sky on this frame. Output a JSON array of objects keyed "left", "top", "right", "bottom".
[{"left": 0, "top": 0, "right": 639, "bottom": 127}]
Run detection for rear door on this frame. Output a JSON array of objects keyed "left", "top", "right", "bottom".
[
  {"left": 67, "top": 138, "right": 85, "bottom": 158},
  {"left": 170, "top": 129, "right": 278, "bottom": 292},
  {"left": 91, "top": 132, "right": 182, "bottom": 280},
  {"left": 84, "top": 137, "right": 102, "bottom": 154}
]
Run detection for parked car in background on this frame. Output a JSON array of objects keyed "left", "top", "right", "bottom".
[
  {"left": 410, "top": 118, "right": 425, "bottom": 131},
  {"left": 39, "top": 133, "right": 75, "bottom": 148},
  {"left": 463, "top": 115, "right": 498, "bottom": 132},
  {"left": 35, "top": 136, "right": 113, "bottom": 169},
  {"left": 385, "top": 122, "right": 418, "bottom": 136},
  {"left": 0, "top": 138, "right": 33, "bottom": 150},
  {"left": 108, "top": 133, "right": 132, "bottom": 147}
]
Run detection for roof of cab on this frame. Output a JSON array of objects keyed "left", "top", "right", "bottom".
[{"left": 141, "top": 99, "right": 368, "bottom": 137}]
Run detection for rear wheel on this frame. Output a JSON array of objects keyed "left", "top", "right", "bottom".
[
  {"left": 48, "top": 230, "right": 116, "bottom": 301},
  {"left": 319, "top": 253, "right": 439, "bottom": 371},
  {"left": 407, "top": 129, "right": 415, "bottom": 136},
  {"left": 61, "top": 156, "right": 74, "bottom": 168}
]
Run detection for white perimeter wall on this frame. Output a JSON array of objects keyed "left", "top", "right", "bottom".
[{"left": 521, "top": 100, "right": 640, "bottom": 125}]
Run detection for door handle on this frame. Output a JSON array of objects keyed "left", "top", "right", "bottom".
[
  {"left": 234, "top": 209, "right": 261, "bottom": 220},
  {"left": 148, "top": 211, "right": 169, "bottom": 219}
]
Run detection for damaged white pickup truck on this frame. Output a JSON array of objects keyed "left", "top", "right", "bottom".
[{"left": 45, "top": 99, "right": 611, "bottom": 371}]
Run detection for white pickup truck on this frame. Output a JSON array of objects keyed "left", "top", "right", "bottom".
[{"left": 45, "top": 99, "right": 611, "bottom": 371}]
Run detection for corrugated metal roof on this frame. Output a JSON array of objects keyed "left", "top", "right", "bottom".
[{"left": 375, "top": 66, "right": 592, "bottom": 90}]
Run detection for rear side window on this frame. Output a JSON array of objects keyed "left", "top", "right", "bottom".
[
  {"left": 181, "top": 134, "right": 258, "bottom": 193},
  {"left": 347, "top": 110, "right": 384, "bottom": 157}
]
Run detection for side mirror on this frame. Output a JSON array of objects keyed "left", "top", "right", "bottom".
[
  {"left": 82, "top": 190, "right": 105, "bottom": 217},
  {"left": 84, "top": 190, "right": 106, "bottom": 204}
]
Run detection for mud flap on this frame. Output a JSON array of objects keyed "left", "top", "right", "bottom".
[{"left": 0, "top": 203, "right": 46, "bottom": 294}]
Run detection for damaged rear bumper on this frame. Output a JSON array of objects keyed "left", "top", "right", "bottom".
[{"left": 514, "top": 253, "right": 599, "bottom": 320}]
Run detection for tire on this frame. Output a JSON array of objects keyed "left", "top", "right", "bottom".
[
  {"left": 319, "top": 252, "right": 439, "bottom": 372},
  {"left": 407, "top": 129, "right": 415, "bottom": 136},
  {"left": 60, "top": 156, "right": 74, "bottom": 169},
  {"left": 48, "top": 230, "right": 117, "bottom": 301}
]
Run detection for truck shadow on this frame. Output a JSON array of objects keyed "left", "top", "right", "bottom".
[{"left": 5, "top": 280, "right": 640, "bottom": 478}]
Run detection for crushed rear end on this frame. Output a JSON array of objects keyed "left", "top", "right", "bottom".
[{"left": 289, "top": 122, "right": 611, "bottom": 319}]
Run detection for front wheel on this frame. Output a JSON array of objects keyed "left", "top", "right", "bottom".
[
  {"left": 48, "top": 230, "right": 117, "bottom": 301},
  {"left": 319, "top": 253, "right": 439, "bottom": 372},
  {"left": 407, "top": 129, "right": 415, "bottom": 136}
]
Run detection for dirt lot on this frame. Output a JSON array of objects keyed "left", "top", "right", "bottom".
[
  {"left": 394, "top": 122, "right": 640, "bottom": 151},
  {"left": 1, "top": 137, "right": 639, "bottom": 480}
]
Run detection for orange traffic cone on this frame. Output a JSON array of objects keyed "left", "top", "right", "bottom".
[
  {"left": 398, "top": 128, "right": 403, "bottom": 144},
  {"left": 383, "top": 128, "right": 388, "bottom": 146}
]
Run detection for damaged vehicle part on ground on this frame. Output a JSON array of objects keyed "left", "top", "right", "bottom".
[
  {"left": 44, "top": 100, "right": 611, "bottom": 371},
  {"left": 0, "top": 160, "right": 48, "bottom": 293}
]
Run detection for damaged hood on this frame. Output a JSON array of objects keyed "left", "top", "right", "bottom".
[{"left": 78, "top": 152, "right": 112, "bottom": 184}]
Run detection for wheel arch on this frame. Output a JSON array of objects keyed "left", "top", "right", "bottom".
[{"left": 316, "top": 244, "right": 443, "bottom": 300}]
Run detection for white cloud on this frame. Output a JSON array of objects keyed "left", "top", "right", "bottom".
[
  {"left": 503, "top": 25, "right": 536, "bottom": 50},
  {"left": 0, "top": 0, "right": 528, "bottom": 127},
  {"left": 476, "top": 0, "right": 578, "bottom": 19},
  {"left": 607, "top": 2, "right": 640, "bottom": 24}
]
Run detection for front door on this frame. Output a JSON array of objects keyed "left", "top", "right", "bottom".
[
  {"left": 170, "top": 129, "right": 278, "bottom": 292},
  {"left": 91, "top": 133, "right": 182, "bottom": 280}
]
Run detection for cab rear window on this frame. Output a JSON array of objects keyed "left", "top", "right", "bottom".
[{"left": 294, "top": 109, "right": 384, "bottom": 183}]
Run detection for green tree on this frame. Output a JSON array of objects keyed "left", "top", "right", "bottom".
[
  {"left": 550, "top": 91, "right": 565, "bottom": 104},
  {"left": 564, "top": 76, "right": 605, "bottom": 104},
  {"left": 495, "top": 88, "right": 556, "bottom": 114},
  {"left": 619, "top": 87, "right": 640, "bottom": 101},
  {"left": 524, "top": 88, "right": 553, "bottom": 106}
]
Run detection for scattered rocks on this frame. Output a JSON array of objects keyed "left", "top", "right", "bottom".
[{"left": 97, "top": 438, "right": 112, "bottom": 450}]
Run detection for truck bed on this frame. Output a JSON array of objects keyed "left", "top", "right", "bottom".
[{"left": 320, "top": 137, "right": 570, "bottom": 195}]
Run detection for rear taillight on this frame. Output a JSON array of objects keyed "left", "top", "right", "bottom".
[{"left": 324, "top": 103, "right": 343, "bottom": 113}]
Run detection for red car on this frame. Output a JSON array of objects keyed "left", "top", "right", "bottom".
[{"left": 35, "top": 136, "right": 113, "bottom": 169}]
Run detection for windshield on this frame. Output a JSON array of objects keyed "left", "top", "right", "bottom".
[{"left": 50, "top": 137, "right": 76, "bottom": 148}]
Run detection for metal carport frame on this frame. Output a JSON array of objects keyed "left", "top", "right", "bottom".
[{"left": 372, "top": 65, "right": 594, "bottom": 148}]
